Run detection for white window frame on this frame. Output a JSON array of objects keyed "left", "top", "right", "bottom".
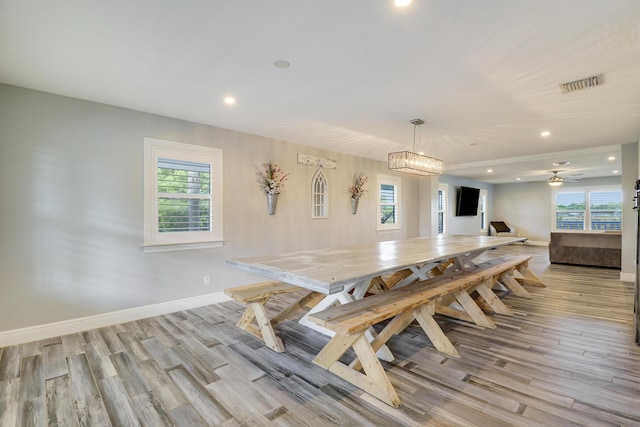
[
  {"left": 551, "top": 185, "right": 622, "bottom": 232},
  {"left": 479, "top": 189, "right": 488, "bottom": 234},
  {"left": 377, "top": 174, "right": 402, "bottom": 231},
  {"left": 437, "top": 183, "right": 448, "bottom": 235},
  {"left": 143, "top": 137, "right": 223, "bottom": 252},
  {"left": 311, "top": 169, "right": 329, "bottom": 219}
]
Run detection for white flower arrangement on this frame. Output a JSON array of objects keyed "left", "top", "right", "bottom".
[{"left": 257, "top": 161, "right": 289, "bottom": 195}]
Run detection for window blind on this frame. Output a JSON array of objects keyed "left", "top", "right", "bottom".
[{"left": 157, "top": 158, "right": 212, "bottom": 233}]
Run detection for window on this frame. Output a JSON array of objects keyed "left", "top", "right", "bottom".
[
  {"left": 555, "top": 191, "right": 586, "bottom": 230},
  {"left": 479, "top": 189, "right": 488, "bottom": 233},
  {"left": 144, "top": 137, "right": 223, "bottom": 252},
  {"left": 437, "top": 183, "right": 447, "bottom": 234},
  {"left": 590, "top": 190, "right": 622, "bottom": 230},
  {"left": 553, "top": 186, "right": 621, "bottom": 231},
  {"left": 377, "top": 174, "right": 401, "bottom": 231},
  {"left": 311, "top": 169, "right": 328, "bottom": 218}
]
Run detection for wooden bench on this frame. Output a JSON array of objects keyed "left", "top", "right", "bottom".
[
  {"left": 225, "top": 281, "right": 321, "bottom": 352},
  {"left": 308, "top": 255, "right": 543, "bottom": 407},
  {"left": 436, "top": 254, "right": 544, "bottom": 322}
]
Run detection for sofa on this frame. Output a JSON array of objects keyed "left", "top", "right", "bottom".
[{"left": 549, "top": 231, "right": 621, "bottom": 268}]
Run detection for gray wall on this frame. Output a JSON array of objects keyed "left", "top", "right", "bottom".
[
  {"left": 0, "top": 84, "right": 424, "bottom": 332},
  {"left": 439, "top": 175, "right": 494, "bottom": 235},
  {"left": 621, "top": 142, "right": 638, "bottom": 278}
]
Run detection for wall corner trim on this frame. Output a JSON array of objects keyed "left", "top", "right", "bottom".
[
  {"left": 0, "top": 292, "right": 232, "bottom": 348},
  {"left": 620, "top": 272, "right": 635, "bottom": 283}
]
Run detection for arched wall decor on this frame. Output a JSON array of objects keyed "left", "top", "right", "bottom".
[{"left": 311, "top": 169, "right": 329, "bottom": 218}]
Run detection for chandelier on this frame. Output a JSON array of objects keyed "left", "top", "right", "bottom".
[{"left": 388, "top": 119, "right": 443, "bottom": 176}]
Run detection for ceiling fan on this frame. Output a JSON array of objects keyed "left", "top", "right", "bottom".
[{"left": 548, "top": 170, "right": 580, "bottom": 186}]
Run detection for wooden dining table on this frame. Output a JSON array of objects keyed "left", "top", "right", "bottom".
[{"left": 226, "top": 235, "right": 525, "bottom": 359}]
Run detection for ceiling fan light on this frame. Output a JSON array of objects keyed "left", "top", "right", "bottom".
[{"left": 549, "top": 180, "right": 563, "bottom": 186}]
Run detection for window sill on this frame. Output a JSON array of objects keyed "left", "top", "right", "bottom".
[{"left": 142, "top": 240, "right": 224, "bottom": 253}]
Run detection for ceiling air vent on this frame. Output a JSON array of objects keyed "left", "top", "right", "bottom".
[{"left": 559, "top": 74, "right": 603, "bottom": 94}]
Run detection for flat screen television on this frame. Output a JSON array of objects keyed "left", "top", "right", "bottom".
[{"left": 456, "top": 186, "right": 480, "bottom": 216}]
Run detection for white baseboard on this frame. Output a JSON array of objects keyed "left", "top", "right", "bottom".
[
  {"left": 620, "top": 272, "right": 635, "bottom": 283},
  {"left": 522, "top": 240, "right": 548, "bottom": 247},
  {"left": 0, "top": 292, "right": 232, "bottom": 348}
]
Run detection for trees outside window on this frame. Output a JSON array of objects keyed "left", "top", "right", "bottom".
[{"left": 144, "top": 137, "right": 223, "bottom": 252}]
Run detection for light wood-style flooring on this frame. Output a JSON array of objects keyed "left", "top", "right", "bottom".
[{"left": 1, "top": 245, "right": 639, "bottom": 426}]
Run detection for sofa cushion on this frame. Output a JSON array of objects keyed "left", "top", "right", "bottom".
[{"left": 491, "top": 221, "right": 511, "bottom": 233}]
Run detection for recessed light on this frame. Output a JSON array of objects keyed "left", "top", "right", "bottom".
[
  {"left": 613, "top": 170, "right": 619, "bottom": 174},
  {"left": 541, "top": 131, "right": 551, "bottom": 137},
  {"left": 487, "top": 169, "right": 493, "bottom": 173},
  {"left": 394, "top": 0, "right": 412, "bottom": 6},
  {"left": 608, "top": 156, "right": 615, "bottom": 161},
  {"left": 516, "top": 178, "right": 521, "bottom": 181},
  {"left": 273, "top": 59, "right": 290, "bottom": 69},
  {"left": 224, "top": 96, "right": 236, "bottom": 105}
]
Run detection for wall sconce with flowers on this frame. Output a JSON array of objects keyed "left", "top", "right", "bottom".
[
  {"left": 257, "top": 161, "right": 289, "bottom": 215},
  {"left": 349, "top": 172, "right": 368, "bottom": 214}
]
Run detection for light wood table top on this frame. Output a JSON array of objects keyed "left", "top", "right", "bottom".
[{"left": 226, "top": 235, "right": 524, "bottom": 294}]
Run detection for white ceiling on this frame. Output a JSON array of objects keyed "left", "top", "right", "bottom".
[{"left": 1, "top": 0, "right": 639, "bottom": 184}]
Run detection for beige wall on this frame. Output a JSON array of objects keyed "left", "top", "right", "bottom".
[
  {"left": 493, "top": 181, "right": 552, "bottom": 243},
  {"left": 0, "top": 84, "right": 424, "bottom": 332}
]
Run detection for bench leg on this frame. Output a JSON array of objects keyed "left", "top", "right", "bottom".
[
  {"left": 429, "top": 259, "right": 455, "bottom": 277},
  {"left": 237, "top": 303, "right": 258, "bottom": 331},
  {"left": 337, "top": 291, "right": 394, "bottom": 362},
  {"left": 452, "top": 289, "right": 496, "bottom": 329},
  {"left": 302, "top": 288, "right": 395, "bottom": 362},
  {"left": 314, "top": 333, "right": 359, "bottom": 369},
  {"left": 499, "top": 271, "right": 532, "bottom": 298},
  {"left": 473, "top": 280, "right": 514, "bottom": 316},
  {"left": 413, "top": 302, "right": 460, "bottom": 358},
  {"left": 236, "top": 292, "right": 320, "bottom": 353},
  {"left": 250, "top": 302, "right": 285, "bottom": 353},
  {"left": 435, "top": 304, "right": 474, "bottom": 323},
  {"left": 515, "top": 262, "right": 545, "bottom": 287},
  {"left": 313, "top": 332, "right": 401, "bottom": 408},
  {"left": 350, "top": 335, "right": 401, "bottom": 407},
  {"left": 271, "top": 291, "right": 320, "bottom": 327},
  {"left": 350, "top": 310, "right": 415, "bottom": 371},
  {"left": 352, "top": 302, "right": 461, "bottom": 369}
]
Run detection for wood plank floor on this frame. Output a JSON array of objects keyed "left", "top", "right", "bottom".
[{"left": 1, "top": 245, "right": 639, "bottom": 426}]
